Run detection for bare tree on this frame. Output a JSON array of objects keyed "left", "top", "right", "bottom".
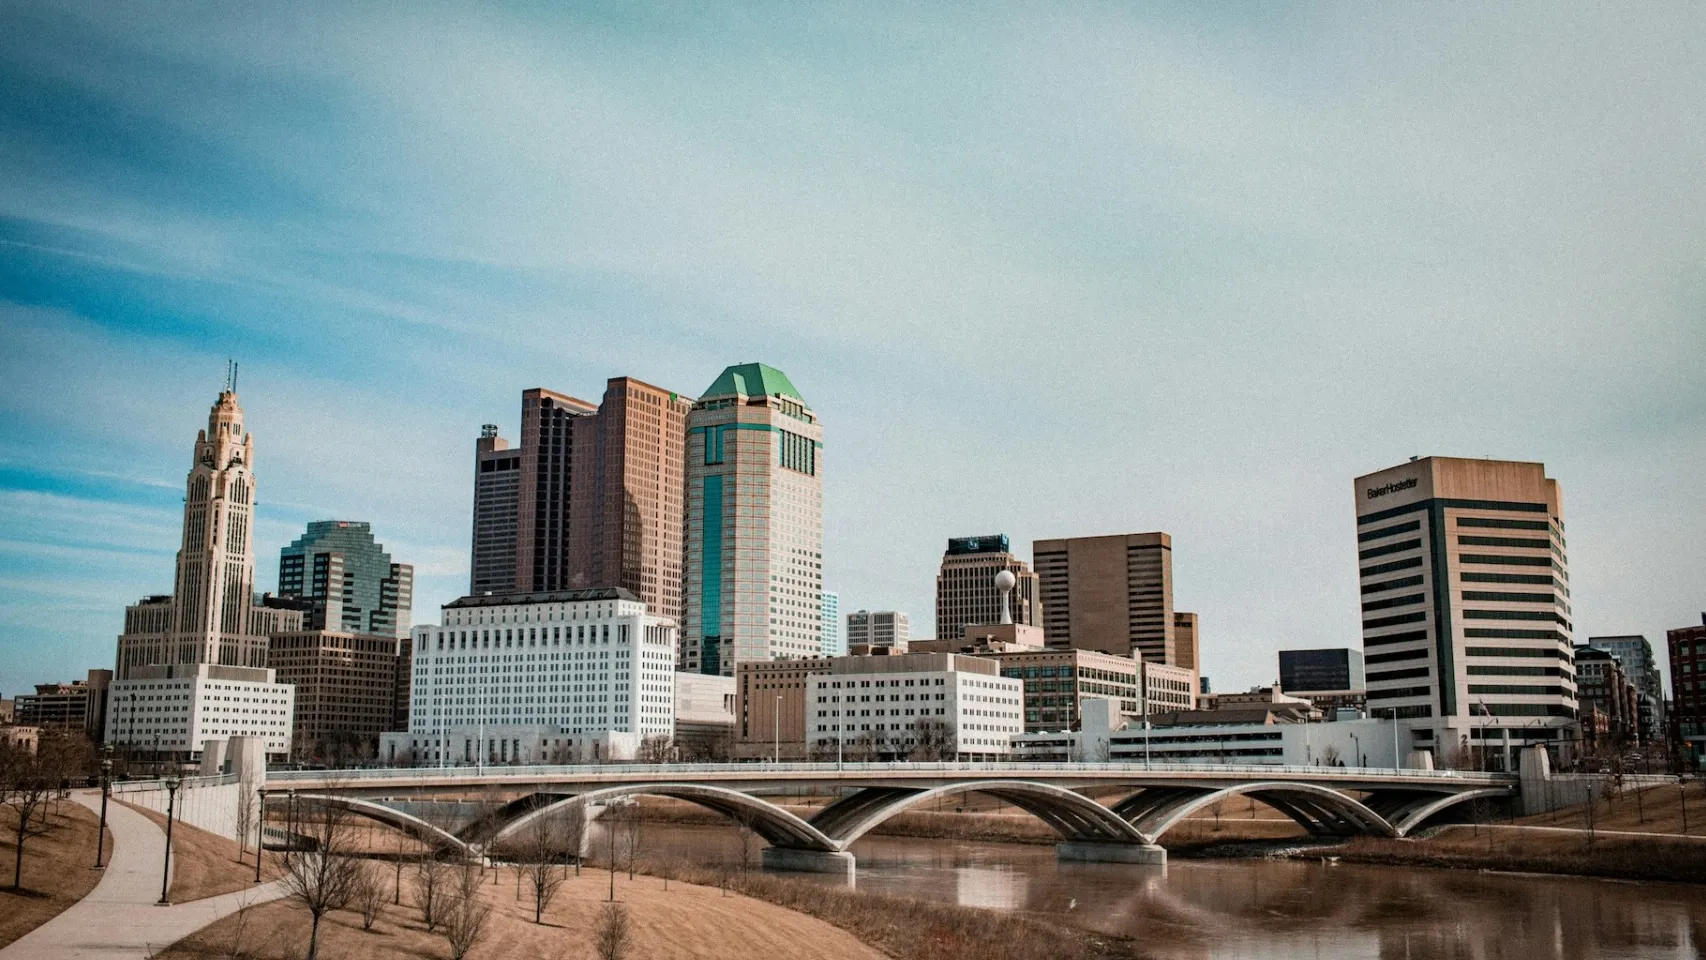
[
  {"left": 730, "top": 806, "right": 760, "bottom": 877},
  {"left": 562, "top": 805, "right": 587, "bottom": 877},
  {"left": 234, "top": 769, "right": 259, "bottom": 867},
  {"left": 279, "top": 798, "right": 364, "bottom": 960},
  {"left": 636, "top": 735, "right": 673, "bottom": 764},
  {"left": 0, "top": 739, "right": 56, "bottom": 891},
  {"left": 594, "top": 902, "right": 632, "bottom": 960},
  {"left": 906, "top": 718, "right": 956, "bottom": 761},
  {"left": 522, "top": 815, "right": 567, "bottom": 923},
  {"left": 616, "top": 802, "right": 645, "bottom": 880},
  {"left": 655, "top": 852, "right": 679, "bottom": 892},
  {"left": 441, "top": 862, "right": 492, "bottom": 960},
  {"left": 1319, "top": 744, "right": 1342, "bottom": 767},
  {"left": 417, "top": 856, "right": 450, "bottom": 932},
  {"left": 354, "top": 862, "right": 387, "bottom": 931}
]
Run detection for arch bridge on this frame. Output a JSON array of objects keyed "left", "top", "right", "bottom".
[{"left": 266, "top": 762, "right": 1514, "bottom": 875}]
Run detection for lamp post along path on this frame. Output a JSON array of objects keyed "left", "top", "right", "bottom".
[{"left": 158, "top": 776, "right": 181, "bottom": 905}]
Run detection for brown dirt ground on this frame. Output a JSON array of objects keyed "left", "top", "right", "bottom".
[
  {"left": 0, "top": 798, "right": 110, "bottom": 948},
  {"left": 1512, "top": 778, "right": 1706, "bottom": 835},
  {"left": 122, "top": 802, "right": 282, "bottom": 902},
  {"left": 157, "top": 864, "right": 892, "bottom": 960}
]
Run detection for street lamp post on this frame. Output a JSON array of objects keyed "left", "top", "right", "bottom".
[
  {"left": 774, "top": 695, "right": 781, "bottom": 764},
  {"left": 1349, "top": 732, "right": 1363, "bottom": 769},
  {"left": 254, "top": 788, "right": 267, "bottom": 883},
  {"left": 94, "top": 747, "right": 113, "bottom": 869},
  {"left": 158, "top": 776, "right": 181, "bottom": 905}
]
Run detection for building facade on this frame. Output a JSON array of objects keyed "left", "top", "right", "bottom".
[
  {"left": 1013, "top": 704, "right": 1401, "bottom": 768},
  {"left": 1278, "top": 648, "right": 1367, "bottom": 696},
  {"left": 1173, "top": 612, "right": 1199, "bottom": 674},
  {"left": 1667, "top": 615, "right": 1706, "bottom": 767},
  {"left": 989, "top": 648, "right": 1139, "bottom": 733},
  {"left": 116, "top": 389, "right": 289, "bottom": 680},
  {"left": 105, "top": 663, "right": 294, "bottom": 761},
  {"left": 1587, "top": 635, "right": 1665, "bottom": 742},
  {"left": 935, "top": 535, "right": 1040, "bottom": 640},
  {"left": 279, "top": 521, "right": 414, "bottom": 638},
  {"left": 674, "top": 672, "right": 736, "bottom": 760},
  {"left": 683, "top": 363, "right": 824, "bottom": 675},
  {"left": 1354, "top": 456, "right": 1575, "bottom": 766},
  {"left": 821, "top": 591, "right": 843, "bottom": 657},
  {"left": 12, "top": 669, "right": 111, "bottom": 741},
  {"left": 846, "top": 610, "right": 910, "bottom": 650},
  {"left": 1573, "top": 647, "right": 1638, "bottom": 746},
  {"left": 269, "top": 630, "right": 410, "bottom": 762},
  {"left": 395, "top": 588, "right": 676, "bottom": 764},
  {"left": 734, "top": 657, "right": 833, "bottom": 760},
  {"left": 806, "top": 653, "right": 1024, "bottom": 760},
  {"left": 470, "top": 424, "right": 522, "bottom": 595},
  {"left": 1033, "top": 532, "right": 1176, "bottom": 664}
]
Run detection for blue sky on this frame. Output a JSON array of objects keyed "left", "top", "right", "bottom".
[{"left": 2, "top": 2, "right": 1703, "bottom": 700}]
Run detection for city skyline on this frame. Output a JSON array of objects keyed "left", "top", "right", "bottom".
[{"left": 3, "top": 4, "right": 1704, "bottom": 699}]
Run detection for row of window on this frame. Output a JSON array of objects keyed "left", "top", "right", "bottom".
[
  {"left": 1358, "top": 520, "right": 1420, "bottom": 543},
  {"left": 1359, "top": 538, "right": 1421, "bottom": 561},
  {"left": 1362, "top": 574, "right": 1424, "bottom": 595}
]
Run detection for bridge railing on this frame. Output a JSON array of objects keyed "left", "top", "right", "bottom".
[{"left": 266, "top": 760, "right": 1514, "bottom": 784}]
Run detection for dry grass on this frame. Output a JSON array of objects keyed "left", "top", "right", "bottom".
[
  {"left": 123, "top": 802, "right": 281, "bottom": 902},
  {"left": 1515, "top": 778, "right": 1706, "bottom": 836},
  {"left": 1334, "top": 829, "right": 1706, "bottom": 884},
  {"left": 157, "top": 863, "right": 894, "bottom": 960},
  {"left": 0, "top": 798, "right": 108, "bottom": 948}
]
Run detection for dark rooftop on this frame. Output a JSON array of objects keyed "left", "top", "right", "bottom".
[{"left": 444, "top": 587, "right": 640, "bottom": 609}]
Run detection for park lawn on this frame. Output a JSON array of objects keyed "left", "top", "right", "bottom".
[
  {"left": 0, "top": 798, "right": 109, "bottom": 948},
  {"left": 122, "top": 802, "right": 281, "bottom": 902}
]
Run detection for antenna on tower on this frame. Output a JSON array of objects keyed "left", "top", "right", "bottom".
[{"left": 232, "top": 360, "right": 239, "bottom": 393}]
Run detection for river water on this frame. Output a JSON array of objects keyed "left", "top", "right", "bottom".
[{"left": 601, "top": 823, "right": 1706, "bottom": 959}]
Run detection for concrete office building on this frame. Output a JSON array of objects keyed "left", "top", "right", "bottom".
[
  {"left": 683, "top": 363, "right": 824, "bottom": 675},
  {"left": 847, "top": 610, "right": 910, "bottom": 650},
  {"left": 674, "top": 672, "right": 736, "bottom": 759},
  {"left": 735, "top": 656, "right": 833, "bottom": 760},
  {"left": 990, "top": 648, "right": 1140, "bottom": 732},
  {"left": 1587, "top": 635, "right": 1665, "bottom": 741},
  {"left": 116, "top": 386, "right": 304, "bottom": 681},
  {"left": 936, "top": 535, "right": 1041, "bottom": 639},
  {"left": 1669, "top": 615, "right": 1706, "bottom": 766},
  {"left": 1354, "top": 456, "right": 1576, "bottom": 765},
  {"left": 1013, "top": 700, "right": 1400, "bottom": 768},
  {"left": 269, "top": 629, "right": 410, "bottom": 761},
  {"left": 806, "top": 653, "right": 1024, "bottom": 760},
  {"left": 1279, "top": 648, "right": 1366, "bottom": 696},
  {"left": 1034, "top": 532, "right": 1176, "bottom": 664},
  {"left": 470, "top": 380, "right": 693, "bottom": 621},
  {"left": 390, "top": 588, "right": 676, "bottom": 765},
  {"left": 279, "top": 521, "right": 413, "bottom": 638},
  {"left": 13, "top": 669, "right": 111, "bottom": 741},
  {"left": 1573, "top": 647, "right": 1639, "bottom": 745},
  {"left": 105, "top": 663, "right": 294, "bottom": 761}
]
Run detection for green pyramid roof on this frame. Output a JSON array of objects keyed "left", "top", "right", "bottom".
[{"left": 701, "top": 363, "right": 807, "bottom": 405}]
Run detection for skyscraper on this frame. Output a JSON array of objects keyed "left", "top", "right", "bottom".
[
  {"left": 116, "top": 388, "right": 295, "bottom": 678},
  {"left": 821, "top": 591, "right": 843, "bottom": 656},
  {"left": 935, "top": 535, "right": 1040, "bottom": 640},
  {"left": 846, "top": 610, "right": 910, "bottom": 649},
  {"left": 1354, "top": 456, "right": 1575, "bottom": 765},
  {"left": 279, "top": 521, "right": 414, "bottom": 638},
  {"left": 567, "top": 377, "right": 693, "bottom": 622},
  {"left": 470, "top": 424, "right": 521, "bottom": 595},
  {"left": 468, "top": 380, "right": 690, "bottom": 621},
  {"left": 1032, "top": 532, "right": 1174, "bottom": 663},
  {"left": 682, "top": 363, "right": 824, "bottom": 675}
]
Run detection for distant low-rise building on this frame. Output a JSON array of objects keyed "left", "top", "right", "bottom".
[
  {"left": 1667, "top": 615, "right": 1706, "bottom": 767},
  {"left": 846, "top": 610, "right": 910, "bottom": 650},
  {"left": 13, "top": 669, "right": 111, "bottom": 742},
  {"left": 807, "top": 653, "right": 1022, "bottom": 760},
  {"left": 674, "top": 672, "right": 736, "bottom": 760}
]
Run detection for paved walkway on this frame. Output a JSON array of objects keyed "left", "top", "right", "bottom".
[{"left": 0, "top": 790, "right": 288, "bottom": 960}]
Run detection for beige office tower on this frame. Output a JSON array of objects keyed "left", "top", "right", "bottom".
[
  {"left": 935, "top": 535, "right": 1041, "bottom": 640},
  {"left": 1355, "top": 457, "right": 1574, "bottom": 765},
  {"left": 1174, "top": 612, "right": 1199, "bottom": 673},
  {"left": 683, "top": 364, "right": 824, "bottom": 675},
  {"left": 117, "top": 386, "right": 296, "bottom": 679},
  {"left": 1033, "top": 533, "right": 1174, "bottom": 663}
]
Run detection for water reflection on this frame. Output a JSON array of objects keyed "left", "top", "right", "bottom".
[{"left": 628, "top": 823, "right": 1705, "bottom": 960}]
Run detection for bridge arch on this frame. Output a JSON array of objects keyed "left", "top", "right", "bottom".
[
  {"left": 811, "top": 780, "right": 1148, "bottom": 848},
  {"left": 1117, "top": 782, "right": 1402, "bottom": 842},
  {"left": 286, "top": 794, "right": 475, "bottom": 857},
  {"left": 483, "top": 784, "right": 840, "bottom": 853},
  {"left": 1387, "top": 787, "right": 1510, "bottom": 836}
]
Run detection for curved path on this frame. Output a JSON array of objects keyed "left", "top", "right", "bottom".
[{"left": 0, "top": 790, "right": 287, "bottom": 960}]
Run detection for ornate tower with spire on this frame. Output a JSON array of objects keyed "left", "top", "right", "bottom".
[{"left": 116, "top": 383, "right": 296, "bottom": 679}]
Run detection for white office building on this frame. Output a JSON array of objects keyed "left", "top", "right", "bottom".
[
  {"left": 384, "top": 588, "right": 676, "bottom": 765},
  {"left": 806, "top": 652, "right": 1023, "bottom": 759},
  {"left": 105, "top": 663, "right": 295, "bottom": 761}
]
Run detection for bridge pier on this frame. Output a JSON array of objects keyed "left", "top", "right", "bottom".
[
  {"left": 1056, "top": 841, "right": 1167, "bottom": 867},
  {"left": 761, "top": 847, "right": 856, "bottom": 879}
]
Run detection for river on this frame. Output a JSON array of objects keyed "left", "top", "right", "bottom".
[{"left": 592, "top": 822, "right": 1706, "bottom": 959}]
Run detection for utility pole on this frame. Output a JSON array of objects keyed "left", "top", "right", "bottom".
[{"left": 774, "top": 695, "right": 781, "bottom": 764}]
